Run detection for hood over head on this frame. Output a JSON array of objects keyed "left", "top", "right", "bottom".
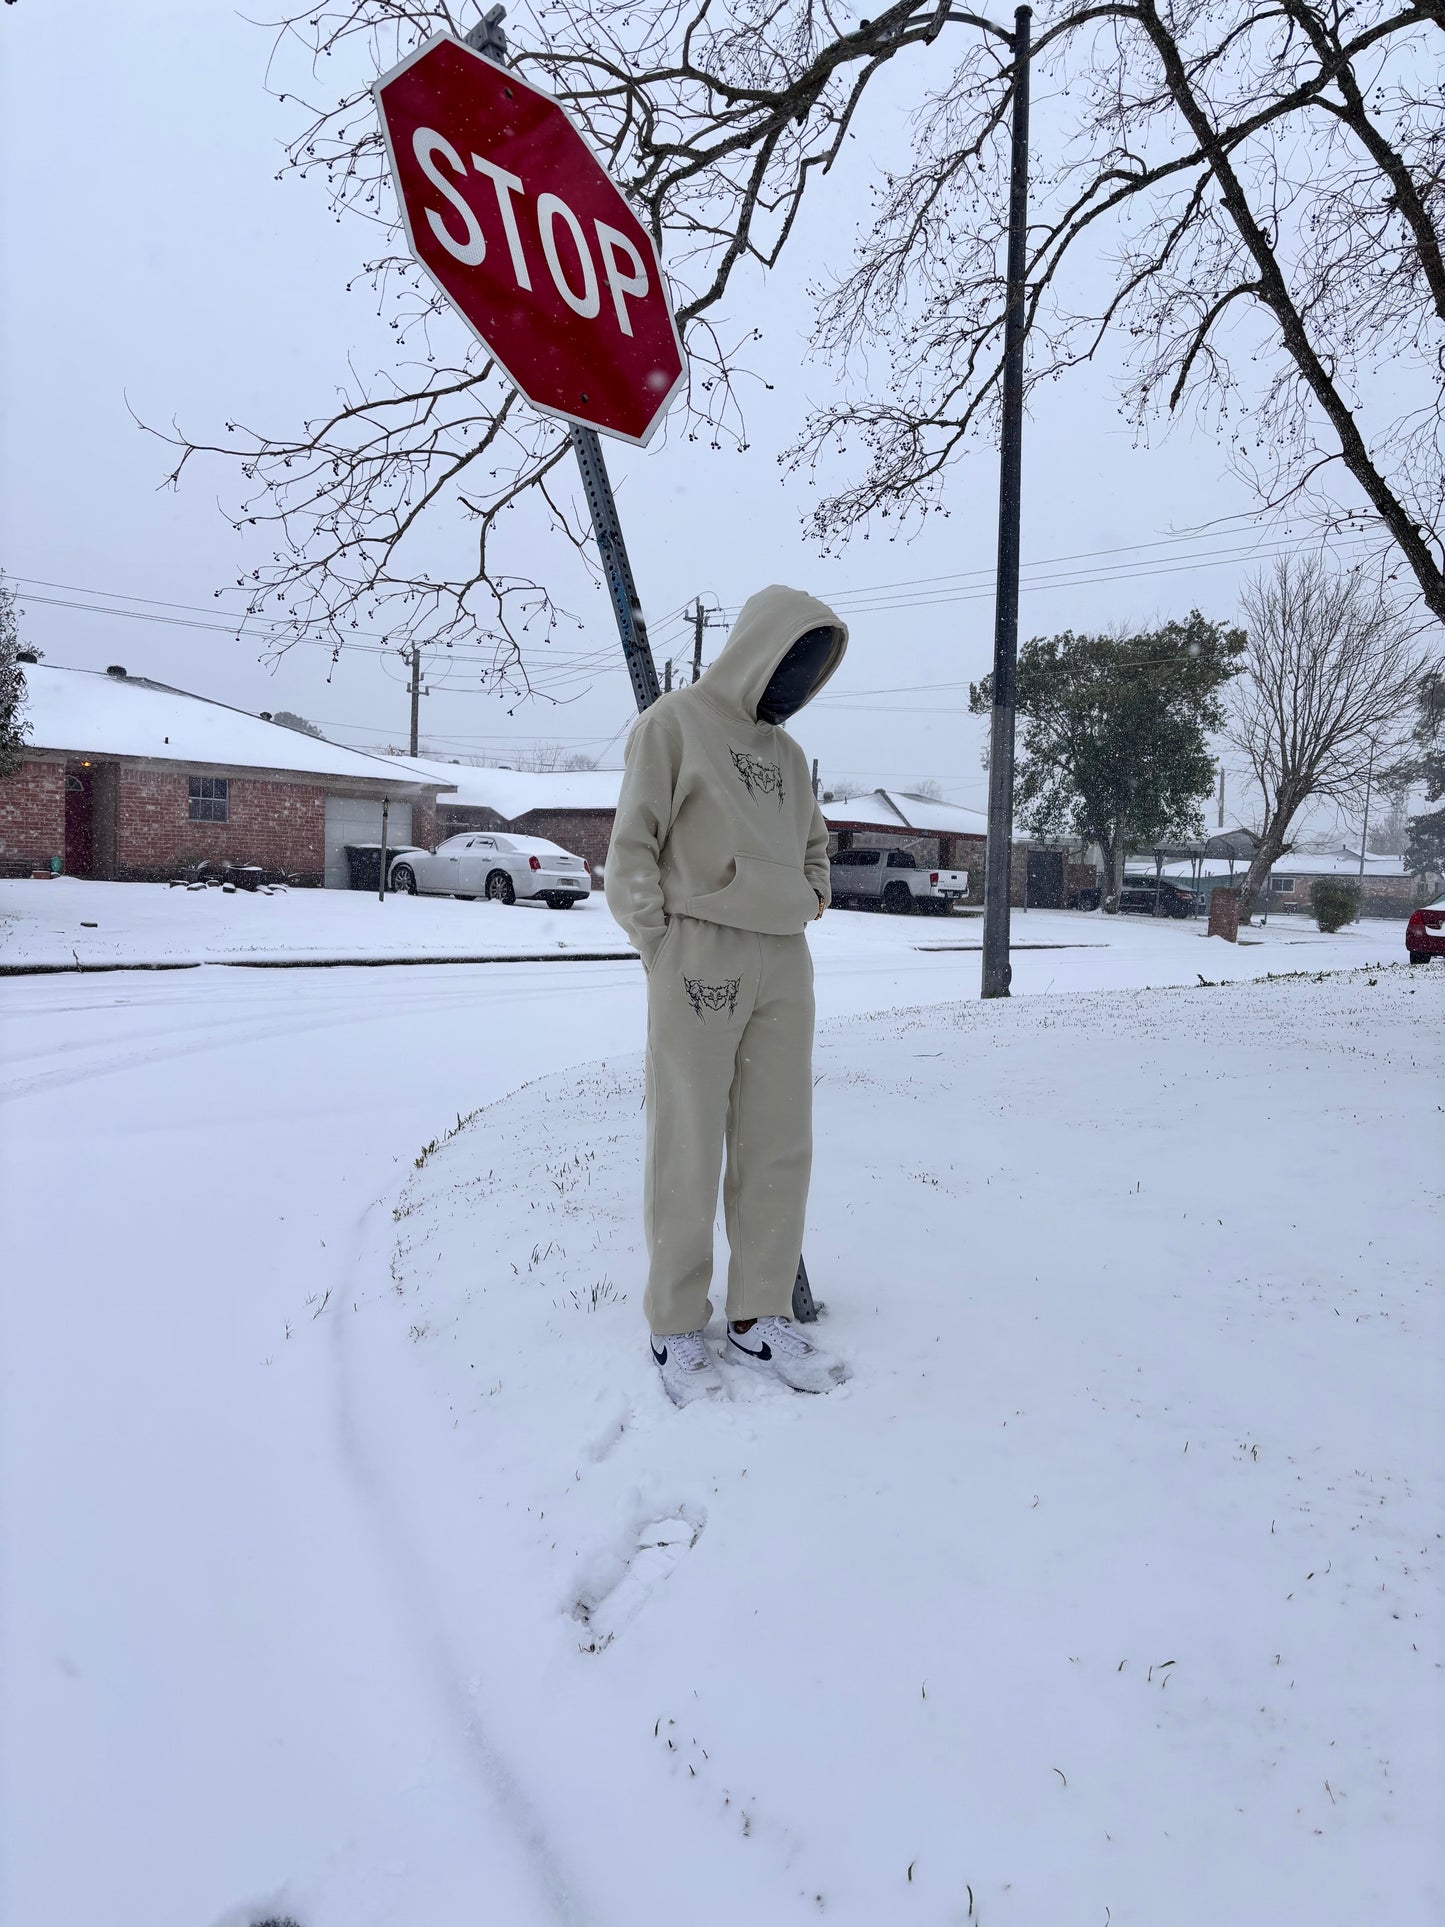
[{"left": 695, "top": 585, "right": 848, "bottom": 724}]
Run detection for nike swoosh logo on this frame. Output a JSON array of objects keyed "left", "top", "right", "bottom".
[
  {"left": 730, "top": 1335, "right": 771, "bottom": 1361},
  {"left": 651, "top": 1342, "right": 668, "bottom": 1366}
]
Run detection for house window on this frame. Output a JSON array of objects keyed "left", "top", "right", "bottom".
[
  {"left": 188, "top": 775, "right": 229, "bottom": 823},
  {"left": 1270, "top": 875, "right": 1294, "bottom": 894}
]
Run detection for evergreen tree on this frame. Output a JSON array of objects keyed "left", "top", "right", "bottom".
[
  {"left": 970, "top": 615, "right": 1244, "bottom": 911},
  {"left": 1404, "top": 671, "right": 1445, "bottom": 883},
  {"left": 0, "top": 576, "right": 37, "bottom": 782}
]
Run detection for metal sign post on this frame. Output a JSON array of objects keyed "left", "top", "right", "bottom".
[
  {"left": 570, "top": 423, "right": 661, "bottom": 710},
  {"left": 980, "top": 6, "right": 1033, "bottom": 1000}
]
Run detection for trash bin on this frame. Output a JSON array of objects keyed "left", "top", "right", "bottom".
[{"left": 344, "top": 843, "right": 385, "bottom": 891}]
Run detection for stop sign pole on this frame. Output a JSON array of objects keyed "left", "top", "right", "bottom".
[{"left": 462, "top": 16, "right": 661, "bottom": 712}]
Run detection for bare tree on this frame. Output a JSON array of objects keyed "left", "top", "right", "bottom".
[
  {"left": 1228, "top": 554, "right": 1430, "bottom": 920},
  {"left": 513, "top": 741, "right": 599, "bottom": 771},
  {"left": 158, "top": 0, "right": 1445, "bottom": 690}
]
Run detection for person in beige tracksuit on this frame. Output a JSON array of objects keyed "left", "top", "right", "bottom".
[{"left": 606, "top": 585, "right": 851, "bottom": 1404}]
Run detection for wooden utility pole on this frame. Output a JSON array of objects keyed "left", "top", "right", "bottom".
[
  {"left": 692, "top": 599, "right": 706, "bottom": 683},
  {"left": 1217, "top": 762, "right": 1225, "bottom": 829},
  {"left": 1358, "top": 743, "right": 1375, "bottom": 877},
  {"left": 408, "top": 642, "right": 423, "bottom": 757},
  {"left": 664, "top": 657, "right": 673, "bottom": 693},
  {"left": 980, "top": 6, "right": 1034, "bottom": 998}
]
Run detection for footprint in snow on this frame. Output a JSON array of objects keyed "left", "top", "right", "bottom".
[{"left": 574, "top": 1511, "right": 704, "bottom": 1649}]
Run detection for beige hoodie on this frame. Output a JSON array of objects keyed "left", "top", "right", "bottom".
[{"left": 605, "top": 585, "right": 849, "bottom": 965}]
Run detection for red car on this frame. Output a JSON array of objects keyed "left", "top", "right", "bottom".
[{"left": 1406, "top": 890, "right": 1445, "bottom": 963}]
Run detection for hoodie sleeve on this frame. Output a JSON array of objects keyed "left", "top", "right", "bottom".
[
  {"left": 605, "top": 705, "right": 682, "bottom": 965},
  {"left": 804, "top": 795, "right": 832, "bottom": 907}
]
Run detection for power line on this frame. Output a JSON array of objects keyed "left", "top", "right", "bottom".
[{"left": 5, "top": 513, "right": 1341, "bottom": 665}]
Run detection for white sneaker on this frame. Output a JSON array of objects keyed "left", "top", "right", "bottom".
[
  {"left": 650, "top": 1329, "right": 726, "bottom": 1407},
  {"left": 726, "top": 1316, "right": 849, "bottom": 1393}
]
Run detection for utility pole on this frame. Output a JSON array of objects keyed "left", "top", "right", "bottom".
[
  {"left": 812, "top": 757, "right": 821, "bottom": 800},
  {"left": 980, "top": 6, "right": 1033, "bottom": 999},
  {"left": 1358, "top": 742, "right": 1375, "bottom": 878},
  {"left": 408, "top": 642, "right": 423, "bottom": 757},
  {"left": 467, "top": 8, "right": 660, "bottom": 715},
  {"left": 692, "top": 599, "right": 706, "bottom": 683},
  {"left": 1217, "top": 762, "right": 1225, "bottom": 830},
  {"left": 664, "top": 657, "right": 673, "bottom": 693}
]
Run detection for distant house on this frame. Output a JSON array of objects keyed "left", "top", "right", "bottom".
[
  {"left": 1160, "top": 848, "right": 1432, "bottom": 918},
  {"left": 820, "top": 789, "right": 1094, "bottom": 908},
  {"left": 0, "top": 661, "right": 446, "bottom": 887}
]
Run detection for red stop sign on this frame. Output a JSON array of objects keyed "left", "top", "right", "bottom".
[{"left": 374, "top": 35, "right": 686, "bottom": 446}]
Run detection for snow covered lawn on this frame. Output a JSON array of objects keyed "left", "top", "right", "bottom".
[
  {"left": 0, "top": 875, "right": 634, "bottom": 969},
  {"left": 0, "top": 874, "right": 1411, "bottom": 985},
  {"left": 2, "top": 935, "right": 1438, "bottom": 1927},
  {"left": 366, "top": 963, "right": 1443, "bottom": 1927}
]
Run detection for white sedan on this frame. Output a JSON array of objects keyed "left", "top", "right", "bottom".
[{"left": 388, "top": 832, "right": 592, "bottom": 907}]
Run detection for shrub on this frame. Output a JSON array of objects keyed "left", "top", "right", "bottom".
[{"left": 1310, "top": 875, "right": 1362, "bottom": 932}]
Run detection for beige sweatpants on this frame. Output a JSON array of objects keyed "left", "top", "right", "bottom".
[{"left": 643, "top": 914, "right": 815, "bottom": 1335}]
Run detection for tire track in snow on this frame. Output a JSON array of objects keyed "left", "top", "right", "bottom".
[
  {"left": 329, "top": 1195, "right": 597, "bottom": 1927},
  {"left": 0, "top": 965, "right": 639, "bottom": 1103}
]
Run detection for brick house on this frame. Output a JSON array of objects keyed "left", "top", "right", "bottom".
[
  {"left": 1162, "top": 849, "right": 1436, "bottom": 919},
  {"left": 1, "top": 661, "right": 446, "bottom": 887}
]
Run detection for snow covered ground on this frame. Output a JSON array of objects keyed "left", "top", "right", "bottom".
[
  {"left": 1, "top": 925, "right": 1439, "bottom": 1927},
  {"left": 0, "top": 874, "right": 1416, "bottom": 983},
  {"left": 0, "top": 876, "right": 634, "bottom": 969}
]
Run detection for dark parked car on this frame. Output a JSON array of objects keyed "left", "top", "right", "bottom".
[
  {"left": 1119, "top": 876, "right": 1197, "bottom": 917},
  {"left": 1406, "top": 891, "right": 1445, "bottom": 962},
  {"left": 1069, "top": 876, "right": 1197, "bottom": 916}
]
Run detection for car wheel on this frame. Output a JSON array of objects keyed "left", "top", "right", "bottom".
[
  {"left": 486, "top": 870, "right": 516, "bottom": 905},
  {"left": 882, "top": 882, "right": 913, "bottom": 916},
  {"left": 553, "top": 896, "right": 575, "bottom": 909},
  {"left": 391, "top": 864, "right": 417, "bottom": 895}
]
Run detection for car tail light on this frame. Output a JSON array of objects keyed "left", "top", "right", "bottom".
[
  {"left": 930, "top": 872, "right": 939, "bottom": 885},
  {"left": 529, "top": 855, "right": 541, "bottom": 871}
]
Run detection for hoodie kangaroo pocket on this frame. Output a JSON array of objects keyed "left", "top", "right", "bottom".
[{"left": 686, "top": 854, "right": 819, "bottom": 935}]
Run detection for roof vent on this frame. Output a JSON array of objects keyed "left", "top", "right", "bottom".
[
  {"left": 259, "top": 711, "right": 273, "bottom": 722},
  {"left": 106, "top": 664, "right": 127, "bottom": 679},
  {"left": 16, "top": 649, "right": 38, "bottom": 665}
]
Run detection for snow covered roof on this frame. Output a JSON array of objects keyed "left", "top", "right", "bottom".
[
  {"left": 19, "top": 663, "right": 435, "bottom": 789},
  {"left": 385, "top": 756, "right": 623, "bottom": 817},
  {"left": 822, "top": 789, "right": 990, "bottom": 838},
  {"left": 1160, "top": 851, "right": 1411, "bottom": 879}
]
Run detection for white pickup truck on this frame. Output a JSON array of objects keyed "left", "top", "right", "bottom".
[{"left": 828, "top": 847, "right": 970, "bottom": 915}]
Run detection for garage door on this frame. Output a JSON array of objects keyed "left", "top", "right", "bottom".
[{"left": 324, "top": 796, "right": 413, "bottom": 889}]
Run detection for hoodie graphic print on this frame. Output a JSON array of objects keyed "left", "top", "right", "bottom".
[
  {"left": 729, "top": 747, "right": 786, "bottom": 808},
  {"left": 604, "top": 585, "right": 849, "bottom": 965}
]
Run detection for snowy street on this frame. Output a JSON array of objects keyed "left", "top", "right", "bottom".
[{"left": 1, "top": 924, "right": 1441, "bottom": 1927}]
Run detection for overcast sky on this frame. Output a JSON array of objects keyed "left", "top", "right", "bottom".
[{"left": 2, "top": 0, "right": 1309, "bottom": 817}]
